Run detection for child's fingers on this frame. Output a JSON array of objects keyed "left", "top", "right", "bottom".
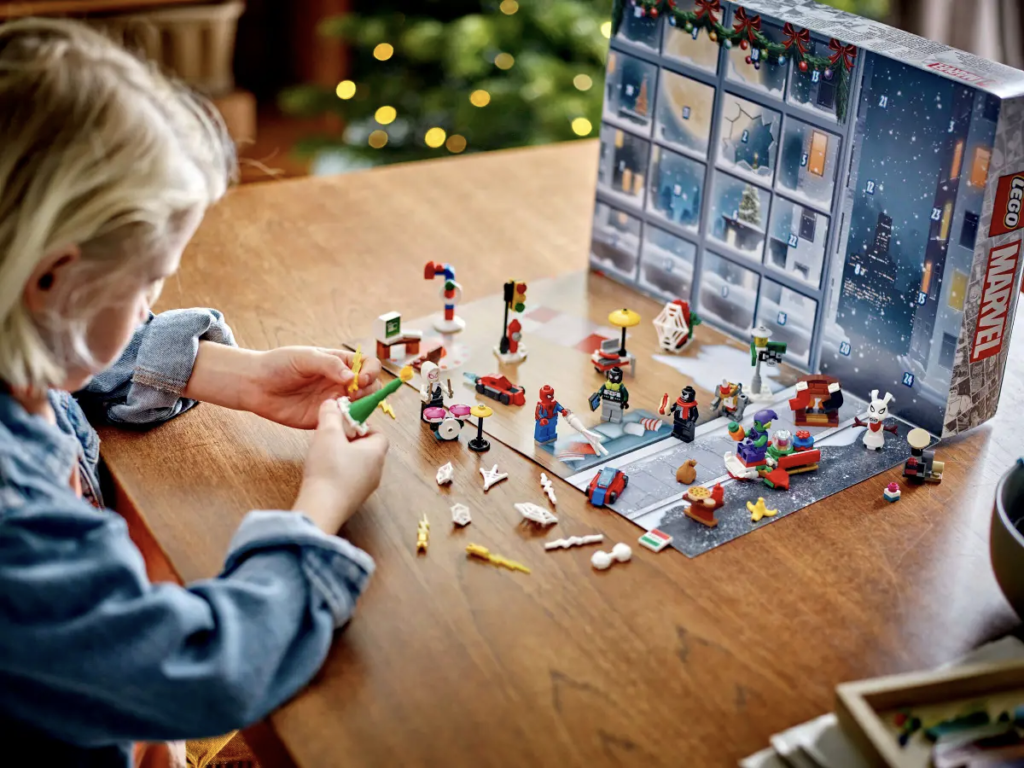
[
  {"left": 313, "top": 350, "right": 353, "bottom": 384},
  {"left": 357, "top": 357, "right": 382, "bottom": 386},
  {"left": 317, "top": 398, "right": 348, "bottom": 436}
]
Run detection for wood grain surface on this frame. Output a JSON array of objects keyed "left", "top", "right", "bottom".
[{"left": 96, "top": 141, "right": 1023, "bottom": 768}]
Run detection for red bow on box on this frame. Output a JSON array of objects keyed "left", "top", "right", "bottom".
[
  {"left": 782, "top": 22, "right": 810, "bottom": 54},
  {"left": 695, "top": 0, "right": 720, "bottom": 23},
  {"left": 829, "top": 38, "right": 857, "bottom": 70},
  {"left": 733, "top": 7, "right": 762, "bottom": 41}
]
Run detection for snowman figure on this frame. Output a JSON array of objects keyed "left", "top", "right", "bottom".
[{"left": 855, "top": 390, "right": 896, "bottom": 451}]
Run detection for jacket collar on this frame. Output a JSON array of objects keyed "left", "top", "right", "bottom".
[{"left": 0, "top": 390, "right": 79, "bottom": 484}]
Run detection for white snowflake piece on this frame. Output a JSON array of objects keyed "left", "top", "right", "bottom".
[
  {"left": 436, "top": 462, "right": 454, "bottom": 485},
  {"left": 480, "top": 464, "right": 508, "bottom": 491},
  {"left": 515, "top": 502, "right": 558, "bottom": 527},
  {"left": 539, "top": 473, "right": 557, "bottom": 505},
  {"left": 451, "top": 503, "right": 471, "bottom": 527}
]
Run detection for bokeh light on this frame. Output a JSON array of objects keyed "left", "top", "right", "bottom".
[
  {"left": 600, "top": 21, "right": 612, "bottom": 38},
  {"left": 470, "top": 89, "right": 491, "bottom": 107},
  {"left": 335, "top": 80, "right": 356, "bottom": 99},
  {"left": 571, "top": 117, "right": 592, "bottom": 136},
  {"left": 500, "top": 0, "right": 519, "bottom": 14},
  {"left": 373, "top": 43, "right": 394, "bottom": 61},
  {"left": 425, "top": 127, "right": 447, "bottom": 148},
  {"left": 573, "top": 74, "right": 593, "bottom": 91},
  {"left": 375, "top": 106, "right": 397, "bottom": 125},
  {"left": 494, "top": 52, "right": 515, "bottom": 70},
  {"left": 446, "top": 135, "right": 468, "bottom": 153},
  {"left": 368, "top": 130, "right": 389, "bottom": 148}
]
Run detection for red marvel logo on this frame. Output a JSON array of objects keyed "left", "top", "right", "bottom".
[{"left": 971, "top": 240, "right": 1021, "bottom": 362}]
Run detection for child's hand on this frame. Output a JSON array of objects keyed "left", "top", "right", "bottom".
[
  {"left": 245, "top": 346, "right": 382, "bottom": 429},
  {"left": 294, "top": 398, "right": 389, "bottom": 532}
]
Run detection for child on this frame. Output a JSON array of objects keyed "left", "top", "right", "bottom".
[{"left": 0, "top": 18, "right": 389, "bottom": 768}]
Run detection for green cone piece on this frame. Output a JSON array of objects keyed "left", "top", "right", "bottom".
[{"left": 347, "top": 365, "right": 413, "bottom": 424}]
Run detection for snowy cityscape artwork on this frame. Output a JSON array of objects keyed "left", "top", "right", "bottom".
[{"left": 590, "top": 0, "right": 1024, "bottom": 437}]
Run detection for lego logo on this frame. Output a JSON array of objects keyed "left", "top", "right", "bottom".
[{"left": 1006, "top": 177, "right": 1024, "bottom": 229}]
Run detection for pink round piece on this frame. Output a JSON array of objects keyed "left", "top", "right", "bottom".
[
  {"left": 423, "top": 407, "right": 448, "bottom": 423},
  {"left": 448, "top": 404, "right": 472, "bottom": 418}
]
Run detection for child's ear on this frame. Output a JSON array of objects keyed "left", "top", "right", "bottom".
[{"left": 24, "top": 245, "right": 80, "bottom": 312}]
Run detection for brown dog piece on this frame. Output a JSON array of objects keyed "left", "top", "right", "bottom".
[{"left": 676, "top": 459, "right": 698, "bottom": 484}]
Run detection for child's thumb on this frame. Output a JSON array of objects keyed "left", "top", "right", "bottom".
[{"left": 317, "top": 398, "right": 346, "bottom": 433}]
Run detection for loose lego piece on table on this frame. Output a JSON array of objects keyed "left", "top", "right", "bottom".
[
  {"left": 884, "top": 482, "right": 901, "bottom": 502},
  {"left": 591, "top": 542, "right": 632, "bottom": 571},
  {"left": 464, "top": 372, "right": 526, "bottom": 406},
  {"left": 539, "top": 472, "right": 557, "bottom": 504},
  {"left": 515, "top": 502, "right": 558, "bottom": 527},
  {"left": 592, "top": 309, "right": 640, "bottom": 376},
  {"left": 347, "top": 345, "right": 363, "bottom": 395},
  {"left": 684, "top": 487, "right": 724, "bottom": 528},
  {"left": 451, "top": 503, "right": 472, "bottom": 527},
  {"left": 710, "top": 379, "right": 748, "bottom": 422},
  {"left": 855, "top": 390, "right": 898, "bottom": 451},
  {"left": 749, "top": 326, "right": 786, "bottom": 401},
  {"left": 494, "top": 279, "right": 528, "bottom": 364},
  {"left": 535, "top": 385, "right": 570, "bottom": 445},
  {"left": 589, "top": 367, "right": 629, "bottom": 424},
  {"left": 904, "top": 428, "right": 944, "bottom": 484},
  {"left": 466, "top": 543, "right": 530, "bottom": 574},
  {"left": 747, "top": 497, "right": 779, "bottom": 523},
  {"left": 565, "top": 412, "right": 609, "bottom": 456},
  {"left": 638, "top": 529, "right": 673, "bottom": 553},
  {"left": 480, "top": 464, "right": 508, "bottom": 491},
  {"left": 416, "top": 514, "right": 430, "bottom": 553},
  {"left": 424, "top": 261, "right": 465, "bottom": 333},
  {"left": 338, "top": 365, "right": 414, "bottom": 438},
  {"left": 683, "top": 484, "right": 724, "bottom": 527},
  {"left": 676, "top": 459, "right": 698, "bottom": 484},
  {"left": 544, "top": 534, "right": 604, "bottom": 551},
  {"left": 587, "top": 466, "right": 628, "bottom": 506},
  {"left": 658, "top": 385, "right": 698, "bottom": 443},
  {"left": 436, "top": 462, "right": 454, "bottom": 486},
  {"left": 378, "top": 400, "right": 396, "bottom": 419},
  {"left": 653, "top": 299, "right": 701, "bottom": 353},
  {"left": 373, "top": 311, "right": 423, "bottom": 361},
  {"left": 468, "top": 405, "right": 492, "bottom": 453},
  {"left": 788, "top": 375, "right": 844, "bottom": 428}
]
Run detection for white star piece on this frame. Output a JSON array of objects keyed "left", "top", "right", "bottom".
[
  {"left": 436, "top": 462, "right": 454, "bottom": 486},
  {"left": 480, "top": 464, "right": 508, "bottom": 491}
]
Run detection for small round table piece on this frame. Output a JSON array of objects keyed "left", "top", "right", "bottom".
[
  {"left": 471, "top": 405, "right": 493, "bottom": 419},
  {"left": 607, "top": 308, "right": 641, "bottom": 328}
]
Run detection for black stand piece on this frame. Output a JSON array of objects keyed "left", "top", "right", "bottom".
[{"left": 469, "top": 417, "right": 490, "bottom": 452}]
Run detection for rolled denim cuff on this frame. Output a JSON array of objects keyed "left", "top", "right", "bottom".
[
  {"left": 132, "top": 308, "right": 236, "bottom": 395},
  {"left": 224, "top": 510, "right": 375, "bottom": 629}
]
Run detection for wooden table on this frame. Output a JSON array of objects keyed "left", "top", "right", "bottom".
[{"left": 98, "top": 141, "right": 1023, "bottom": 768}]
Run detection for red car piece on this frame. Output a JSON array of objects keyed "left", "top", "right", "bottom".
[
  {"left": 474, "top": 374, "right": 525, "bottom": 406},
  {"left": 587, "top": 466, "right": 629, "bottom": 506}
]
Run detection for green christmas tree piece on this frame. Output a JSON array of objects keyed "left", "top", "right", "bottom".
[{"left": 340, "top": 365, "right": 413, "bottom": 436}]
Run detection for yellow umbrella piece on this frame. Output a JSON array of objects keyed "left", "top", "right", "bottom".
[
  {"left": 470, "top": 405, "right": 493, "bottom": 419},
  {"left": 469, "top": 405, "right": 493, "bottom": 452},
  {"left": 607, "top": 308, "right": 641, "bottom": 356}
]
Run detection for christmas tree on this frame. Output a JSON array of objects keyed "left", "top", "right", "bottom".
[
  {"left": 738, "top": 184, "right": 762, "bottom": 228},
  {"left": 279, "top": 0, "right": 611, "bottom": 167}
]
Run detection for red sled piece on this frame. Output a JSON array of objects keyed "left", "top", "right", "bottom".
[{"left": 473, "top": 374, "right": 525, "bottom": 406}]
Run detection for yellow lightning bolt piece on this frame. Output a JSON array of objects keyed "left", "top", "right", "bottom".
[
  {"left": 378, "top": 400, "right": 396, "bottom": 419},
  {"left": 466, "top": 544, "right": 530, "bottom": 574},
  {"left": 416, "top": 514, "right": 430, "bottom": 553},
  {"left": 348, "top": 344, "right": 363, "bottom": 395}
]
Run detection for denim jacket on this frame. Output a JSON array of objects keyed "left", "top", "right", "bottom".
[{"left": 0, "top": 309, "right": 375, "bottom": 767}]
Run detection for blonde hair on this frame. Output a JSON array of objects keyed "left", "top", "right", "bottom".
[{"left": 0, "top": 17, "right": 237, "bottom": 391}]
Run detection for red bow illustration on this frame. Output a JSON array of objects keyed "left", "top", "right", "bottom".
[
  {"left": 695, "top": 0, "right": 721, "bottom": 24},
  {"left": 733, "top": 7, "right": 762, "bottom": 41},
  {"left": 782, "top": 22, "right": 810, "bottom": 55},
  {"left": 829, "top": 38, "right": 857, "bottom": 70}
]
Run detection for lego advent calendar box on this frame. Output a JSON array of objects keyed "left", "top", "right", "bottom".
[{"left": 589, "top": 0, "right": 1024, "bottom": 437}]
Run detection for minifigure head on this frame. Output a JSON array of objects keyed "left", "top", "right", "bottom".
[
  {"left": 539, "top": 384, "right": 555, "bottom": 402},
  {"left": 681, "top": 385, "right": 696, "bottom": 403},
  {"left": 607, "top": 367, "right": 623, "bottom": 384},
  {"left": 753, "top": 408, "right": 777, "bottom": 430},
  {"left": 421, "top": 361, "right": 440, "bottom": 384},
  {"left": 867, "top": 389, "right": 894, "bottom": 421}
]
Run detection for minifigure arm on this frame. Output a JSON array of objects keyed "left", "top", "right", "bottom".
[
  {"left": 620, "top": 385, "right": 629, "bottom": 409},
  {"left": 710, "top": 394, "right": 722, "bottom": 410},
  {"left": 420, "top": 384, "right": 431, "bottom": 403}
]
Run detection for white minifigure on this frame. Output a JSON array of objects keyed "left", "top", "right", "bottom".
[
  {"left": 419, "top": 361, "right": 447, "bottom": 421},
  {"left": 856, "top": 390, "right": 895, "bottom": 451}
]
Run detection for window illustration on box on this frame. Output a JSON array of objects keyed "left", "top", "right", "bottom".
[
  {"left": 590, "top": 202, "right": 642, "bottom": 280},
  {"left": 718, "top": 93, "right": 780, "bottom": 182},
  {"left": 777, "top": 119, "right": 840, "bottom": 209},
  {"left": 661, "top": 0, "right": 719, "bottom": 73},
  {"left": 647, "top": 146, "right": 704, "bottom": 231},
  {"left": 698, "top": 250, "right": 760, "bottom": 336},
  {"left": 639, "top": 225, "right": 697, "bottom": 301},
  {"left": 708, "top": 171, "right": 770, "bottom": 261},
  {"left": 655, "top": 69, "right": 715, "bottom": 156},
  {"left": 756, "top": 279, "right": 818, "bottom": 367},
  {"left": 603, "top": 51, "right": 659, "bottom": 136},
  {"left": 598, "top": 124, "right": 650, "bottom": 210},
  {"left": 726, "top": 15, "right": 787, "bottom": 99},
  {"left": 767, "top": 198, "right": 828, "bottom": 288},
  {"left": 615, "top": 0, "right": 661, "bottom": 51},
  {"left": 787, "top": 37, "right": 850, "bottom": 121},
  {"left": 819, "top": 53, "right": 1000, "bottom": 435}
]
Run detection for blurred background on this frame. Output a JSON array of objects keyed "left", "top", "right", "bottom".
[{"left": 5, "top": 0, "right": 1017, "bottom": 183}]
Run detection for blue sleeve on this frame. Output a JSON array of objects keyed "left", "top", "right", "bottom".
[
  {"left": 0, "top": 498, "right": 373, "bottom": 746},
  {"left": 75, "top": 309, "right": 235, "bottom": 427}
]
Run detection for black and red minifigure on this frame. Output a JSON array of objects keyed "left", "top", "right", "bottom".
[{"left": 659, "top": 385, "right": 699, "bottom": 443}]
